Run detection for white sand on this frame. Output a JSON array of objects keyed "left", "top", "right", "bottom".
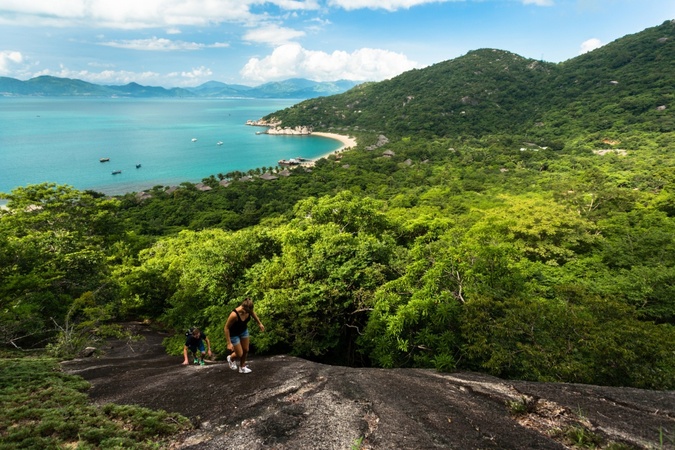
[
  {"left": 307, "top": 132, "right": 357, "bottom": 164},
  {"left": 312, "top": 132, "right": 357, "bottom": 151}
]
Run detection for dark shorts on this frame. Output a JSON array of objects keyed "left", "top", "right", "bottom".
[
  {"left": 188, "top": 341, "right": 206, "bottom": 353},
  {"left": 230, "top": 329, "right": 249, "bottom": 345}
]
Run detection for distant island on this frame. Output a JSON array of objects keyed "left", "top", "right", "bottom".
[{"left": 0, "top": 76, "right": 360, "bottom": 99}]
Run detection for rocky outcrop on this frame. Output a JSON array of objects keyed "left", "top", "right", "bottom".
[
  {"left": 62, "top": 323, "right": 675, "bottom": 450},
  {"left": 266, "top": 126, "right": 312, "bottom": 135},
  {"left": 365, "top": 135, "right": 389, "bottom": 151},
  {"left": 246, "top": 118, "right": 281, "bottom": 127},
  {"left": 246, "top": 118, "right": 312, "bottom": 135}
]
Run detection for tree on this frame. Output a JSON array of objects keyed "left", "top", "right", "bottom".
[
  {"left": 245, "top": 220, "right": 397, "bottom": 365},
  {"left": 0, "top": 184, "right": 122, "bottom": 349},
  {"left": 122, "top": 227, "right": 279, "bottom": 354}
]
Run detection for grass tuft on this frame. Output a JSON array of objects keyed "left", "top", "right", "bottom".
[{"left": 0, "top": 357, "right": 192, "bottom": 450}]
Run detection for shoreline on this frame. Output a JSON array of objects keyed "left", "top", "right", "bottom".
[
  {"left": 305, "top": 132, "right": 357, "bottom": 165},
  {"left": 1, "top": 131, "right": 358, "bottom": 200},
  {"left": 243, "top": 120, "right": 360, "bottom": 166}
]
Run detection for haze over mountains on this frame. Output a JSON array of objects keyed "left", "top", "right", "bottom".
[{"left": 0, "top": 76, "right": 360, "bottom": 99}]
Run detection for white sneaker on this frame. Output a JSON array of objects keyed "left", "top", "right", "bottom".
[
  {"left": 227, "top": 355, "right": 238, "bottom": 371},
  {"left": 239, "top": 365, "right": 252, "bottom": 374}
]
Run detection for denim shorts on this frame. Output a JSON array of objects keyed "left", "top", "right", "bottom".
[
  {"left": 188, "top": 341, "right": 206, "bottom": 353},
  {"left": 230, "top": 329, "right": 249, "bottom": 345}
]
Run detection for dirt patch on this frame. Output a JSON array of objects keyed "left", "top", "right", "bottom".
[{"left": 61, "top": 323, "right": 675, "bottom": 449}]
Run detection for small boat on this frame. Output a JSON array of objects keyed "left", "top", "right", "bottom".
[
  {"left": 217, "top": 141, "right": 223, "bottom": 146},
  {"left": 191, "top": 138, "right": 197, "bottom": 142},
  {"left": 112, "top": 170, "right": 122, "bottom": 175},
  {"left": 136, "top": 164, "right": 142, "bottom": 168},
  {"left": 278, "top": 158, "right": 300, "bottom": 166},
  {"left": 100, "top": 158, "right": 110, "bottom": 162}
]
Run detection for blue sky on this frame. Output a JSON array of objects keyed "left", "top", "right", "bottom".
[{"left": 0, "top": 0, "right": 672, "bottom": 88}]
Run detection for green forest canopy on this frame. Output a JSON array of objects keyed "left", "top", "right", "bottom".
[{"left": 1, "top": 21, "right": 674, "bottom": 390}]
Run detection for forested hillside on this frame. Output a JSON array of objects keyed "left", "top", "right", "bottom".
[
  {"left": 265, "top": 21, "right": 674, "bottom": 140},
  {"left": 1, "top": 21, "right": 674, "bottom": 390}
]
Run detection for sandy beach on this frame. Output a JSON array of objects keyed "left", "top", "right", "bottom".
[
  {"left": 312, "top": 132, "right": 357, "bottom": 151},
  {"left": 307, "top": 132, "right": 357, "bottom": 164}
]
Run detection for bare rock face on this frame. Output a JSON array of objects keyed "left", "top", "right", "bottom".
[
  {"left": 79, "top": 346, "right": 97, "bottom": 357},
  {"left": 62, "top": 323, "right": 675, "bottom": 449}
]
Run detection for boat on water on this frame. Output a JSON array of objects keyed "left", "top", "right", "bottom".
[
  {"left": 217, "top": 141, "right": 223, "bottom": 146},
  {"left": 278, "top": 158, "right": 300, "bottom": 166},
  {"left": 100, "top": 158, "right": 110, "bottom": 162},
  {"left": 136, "top": 164, "right": 142, "bottom": 168},
  {"left": 112, "top": 170, "right": 122, "bottom": 175},
  {"left": 191, "top": 138, "right": 197, "bottom": 142}
]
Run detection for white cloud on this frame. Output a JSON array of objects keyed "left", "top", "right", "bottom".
[
  {"left": 101, "top": 37, "right": 227, "bottom": 51},
  {"left": 0, "top": 1, "right": 253, "bottom": 29},
  {"left": 243, "top": 25, "right": 306, "bottom": 46},
  {"left": 522, "top": 0, "right": 554, "bottom": 5},
  {"left": 32, "top": 66, "right": 161, "bottom": 85},
  {"left": 266, "top": 0, "right": 321, "bottom": 10},
  {"left": 579, "top": 38, "right": 603, "bottom": 54},
  {"left": 308, "top": 17, "right": 332, "bottom": 26},
  {"left": 0, "top": 0, "right": 324, "bottom": 29},
  {"left": 167, "top": 66, "right": 214, "bottom": 84},
  {"left": 240, "top": 43, "right": 418, "bottom": 82},
  {"left": 31, "top": 65, "right": 213, "bottom": 87},
  {"left": 181, "top": 66, "right": 212, "bottom": 79},
  {"left": 0, "top": 50, "right": 24, "bottom": 75},
  {"left": 327, "top": 0, "right": 451, "bottom": 12},
  {"left": 87, "top": 61, "right": 116, "bottom": 68}
]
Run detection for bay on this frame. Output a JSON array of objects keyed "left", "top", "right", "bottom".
[{"left": 0, "top": 97, "right": 342, "bottom": 196}]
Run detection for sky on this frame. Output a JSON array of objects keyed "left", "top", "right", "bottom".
[{"left": 0, "top": 0, "right": 673, "bottom": 88}]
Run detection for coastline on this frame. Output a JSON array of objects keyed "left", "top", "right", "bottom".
[
  {"left": 1, "top": 98, "right": 308, "bottom": 197},
  {"left": 306, "top": 132, "right": 357, "bottom": 164},
  {"left": 245, "top": 120, "right": 357, "bottom": 165}
]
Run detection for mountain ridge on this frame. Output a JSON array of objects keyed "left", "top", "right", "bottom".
[
  {"left": 0, "top": 76, "right": 361, "bottom": 99},
  {"left": 262, "top": 20, "right": 674, "bottom": 140}
]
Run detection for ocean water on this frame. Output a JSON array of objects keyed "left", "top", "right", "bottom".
[{"left": 0, "top": 97, "right": 342, "bottom": 196}]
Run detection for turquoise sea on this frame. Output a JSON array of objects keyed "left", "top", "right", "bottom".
[{"left": 0, "top": 97, "right": 342, "bottom": 196}]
